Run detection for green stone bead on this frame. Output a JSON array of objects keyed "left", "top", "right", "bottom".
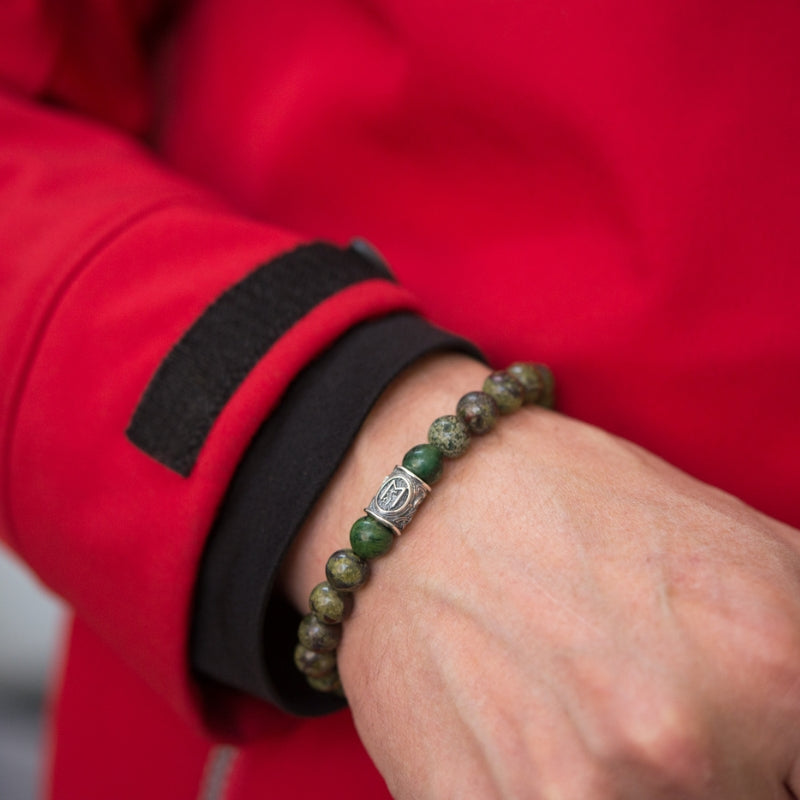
[
  {"left": 294, "top": 643, "right": 337, "bottom": 678},
  {"left": 428, "top": 414, "right": 470, "bottom": 458},
  {"left": 350, "top": 516, "right": 394, "bottom": 559},
  {"left": 507, "top": 362, "right": 543, "bottom": 404},
  {"left": 456, "top": 391, "right": 499, "bottom": 434},
  {"left": 482, "top": 370, "right": 524, "bottom": 414},
  {"left": 298, "top": 614, "right": 341, "bottom": 652},
  {"left": 326, "top": 549, "right": 370, "bottom": 592},
  {"left": 402, "top": 443, "right": 444, "bottom": 484},
  {"left": 532, "top": 363, "right": 555, "bottom": 408},
  {"left": 307, "top": 669, "right": 343, "bottom": 693},
  {"left": 309, "top": 581, "right": 354, "bottom": 624}
]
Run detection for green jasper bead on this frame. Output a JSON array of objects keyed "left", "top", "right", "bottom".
[
  {"left": 307, "top": 669, "right": 343, "bottom": 694},
  {"left": 402, "top": 443, "right": 444, "bottom": 484},
  {"left": 294, "top": 643, "right": 337, "bottom": 678},
  {"left": 507, "top": 362, "right": 543, "bottom": 404},
  {"left": 428, "top": 414, "right": 471, "bottom": 458},
  {"left": 456, "top": 391, "right": 498, "bottom": 434},
  {"left": 482, "top": 370, "right": 524, "bottom": 414},
  {"left": 532, "top": 363, "right": 555, "bottom": 408},
  {"left": 309, "top": 581, "right": 354, "bottom": 624},
  {"left": 326, "top": 549, "right": 370, "bottom": 592},
  {"left": 298, "top": 613, "right": 341, "bottom": 652},
  {"left": 350, "top": 516, "right": 394, "bottom": 559}
]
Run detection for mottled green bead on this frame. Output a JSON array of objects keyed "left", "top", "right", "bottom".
[
  {"left": 482, "top": 370, "right": 524, "bottom": 414},
  {"left": 456, "top": 391, "right": 499, "bottom": 434},
  {"left": 307, "top": 669, "right": 343, "bottom": 693},
  {"left": 294, "top": 643, "right": 337, "bottom": 678},
  {"left": 298, "top": 614, "right": 341, "bottom": 652},
  {"left": 326, "top": 549, "right": 370, "bottom": 592},
  {"left": 309, "top": 581, "right": 354, "bottom": 624},
  {"left": 350, "top": 516, "right": 394, "bottom": 559},
  {"left": 428, "top": 414, "right": 471, "bottom": 458},
  {"left": 402, "top": 443, "right": 444, "bottom": 484},
  {"left": 532, "top": 363, "right": 555, "bottom": 408},
  {"left": 507, "top": 362, "right": 543, "bottom": 404}
]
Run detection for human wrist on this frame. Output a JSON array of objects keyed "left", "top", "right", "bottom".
[
  {"left": 282, "top": 354, "right": 557, "bottom": 697},
  {"left": 278, "top": 353, "right": 489, "bottom": 614}
]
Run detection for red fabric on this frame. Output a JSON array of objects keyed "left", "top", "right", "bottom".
[
  {"left": 1, "top": 1, "right": 799, "bottom": 798},
  {"left": 49, "top": 618, "right": 388, "bottom": 799}
]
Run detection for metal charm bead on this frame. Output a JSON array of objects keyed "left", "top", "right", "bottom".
[{"left": 365, "top": 465, "right": 431, "bottom": 535}]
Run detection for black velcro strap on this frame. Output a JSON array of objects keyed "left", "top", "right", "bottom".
[{"left": 126, "top": 242, "right": 394, "bottom": 475}]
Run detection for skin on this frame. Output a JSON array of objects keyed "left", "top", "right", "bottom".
[{"left": 281, "top": 355, "right": 800, "bottom": 799}]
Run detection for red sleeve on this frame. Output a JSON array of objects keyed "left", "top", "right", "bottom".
[{"left": 0, "top": 1, "right": 418, "bottom": 733}]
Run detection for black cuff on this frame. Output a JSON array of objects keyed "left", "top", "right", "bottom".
[{"left": 191, "top": 312, "right": 484, "bottom": 716}]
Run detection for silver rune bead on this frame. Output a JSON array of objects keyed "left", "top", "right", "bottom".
[{"left": 365, "top": 466, "right": 431, "bottom": 535}]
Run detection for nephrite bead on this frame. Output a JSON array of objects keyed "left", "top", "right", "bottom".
[
  {"left": 350, "top": 516, "right": 394, "bottom": 559},
  {"left": 326, "top": 549, "right": 370, "bottom": 592},
  {"left": 402, "top": 443, "right": 444, "bottom": 484},
  {"left": 533, "top": 363, "right": 555, "bottom": 408},
  {"left": 428, "top": 415, "right": 470, "bottom": 458},
  {"left": 309, "top": 581, "right": 354, "bottom": 624},
  {"left": 456, "top": 391, "right": 499, "bottom": 434},
  {"left": 482, "top": 370, "right": 524, "bottom": 414},
  {"left": 294, "top": 643, "right": 337, "bottom": 678},
  {"left": 298, "top": 614, "right": 341, "bottom": 652},
  {"left": 307, "top": 669, "right": 343, "bottom": 693},
  {"left": 507, "top": 362, "right": 543, "bottom": 404}
]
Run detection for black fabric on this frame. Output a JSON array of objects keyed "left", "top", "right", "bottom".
[
  {"left": 127, "top": 242, "right": 394, "bottom": 475},
  {"left": 191, "top": 313, "right": 484, "bottom": 716}
]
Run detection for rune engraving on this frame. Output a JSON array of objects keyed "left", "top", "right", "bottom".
[{"left": 366, "top": 466, "right": 430, "bottom": 535}]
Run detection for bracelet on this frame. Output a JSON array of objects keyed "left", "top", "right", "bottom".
[{"left": 293, "top": 362, "right": 555, "bottom": 696}]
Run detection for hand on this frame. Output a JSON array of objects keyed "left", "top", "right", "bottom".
[{"left": 283, "top": 356, "right": 800, "bottom": 799}]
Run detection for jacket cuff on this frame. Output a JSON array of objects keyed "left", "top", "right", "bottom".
[{"left": 191, "top": 312, "right": 483, "bottom": 716}]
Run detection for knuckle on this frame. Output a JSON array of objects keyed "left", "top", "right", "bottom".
[
  {"left": 750, "top": 619, "right": 800, "bottom": 711},
  {"left": 721, "top": 585, "right": 800, "bottom": 700},
  {"left": 601, "top": 691, "right": 712, "bottom": 790},
  {"left": 751, "top": 606, "right": 800, "bottom": 670}
]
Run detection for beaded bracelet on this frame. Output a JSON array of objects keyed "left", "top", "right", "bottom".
[{"left": 293, "top": 362, "right": 555, "bottom": 696}]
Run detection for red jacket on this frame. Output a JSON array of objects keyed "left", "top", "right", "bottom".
[{"left": 1, "top": 1, "right": 799, "bottom": 797}]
